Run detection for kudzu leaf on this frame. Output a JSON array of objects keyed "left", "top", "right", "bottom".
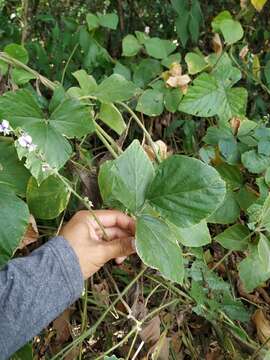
[
  {"left": 260, "top": 195, "right": 270, "bottom": 232},
  {"left": 97, "top": 12, "right": 118, "bottom": 30},
  {"left": 219, "top": 19, "right": 244, "bottom": 45},
  {"left": 86, "top": 13, "right": 100, "bottom": 31},
  {"left": 4, "top": 43, "right": 29, "bottom": 64},
  {"left": 242, "top": 150, "right": 270, "bottom": 174},
  {"left": 164, "top": 88, "right": 183, "bottom": 113},
  {"left": 11, "top": 68, "right": 36, "bottom": 85},
  {"left": 72, "top": 69, "right": 98, "bottom": 94},
  {"left": 133, "top": 59, "right": 162, "bottom": 88},
  {"left": 161, "top": 53, "right": 181, "bottom": 68},
  {"left": 207, "top": 189, "right": 240, "bottom": 224},
  {"left": 0, "top": 141, "right": 30, "bottom": 196},
  {"left": 239, "top": 245, "right": 270, "bottom": 292},
  {"left": 258, "top": 233, "right": 270, "bottom": 272},
  {"left": 211, "top": 11, "right": 232, "bottom": 33},
  {"left": 136, "top": 214, "right": 184, "bottom": 283},
  {"left": 178, "top": 73, "right": 247, "bottom": 121},
  {"left": 99, "top": 140, "right": 154, "bottom": 213},
  {"left": 215, "top": 224, "right": 250, "bottom": 251},
  {"left": 178, "top": 220, "right": 211, "bottom": 247},
  {"left": 146, "top": 155, "right": 226, "bottom": 227},
  {"left": 144, "top": 38, "right": 176, "bottom": 59},
  {"left": 185, "top": 52, "right": 207, "bottom": 75},
  {"left": 94, "top": 74, "right": 138, "bottom": 102},
  {"left": 0, "top": 184, "right": 29, "bottom": 268},
  {"left": 136, "top": 89, "right": 164, "bottom": 116},
  {"left": 98, "top": 102, "right": 126, "bottom": 135},
  {"left": 235, "top": 186, "right": 258, "bottom": 211},
  {"left": 26, "top": 176, "right": 70, "bottom": 220},
  {"left": 113, "top": 62, "right": 131, "bottom": 81},
  {"left": 122, "top": 35, "right": 142, "bottom": 57}
]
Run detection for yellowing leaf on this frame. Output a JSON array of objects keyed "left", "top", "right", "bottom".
[{"left": 251, "top": 0, "right": 268, "bottom": 11}]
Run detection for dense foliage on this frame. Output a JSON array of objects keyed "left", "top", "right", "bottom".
[{"left": 1, "top": 0, "right": 270, "bottom": 358}]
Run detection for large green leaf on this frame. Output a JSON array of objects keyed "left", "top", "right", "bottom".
[
  {"left": 136, "top": 89, "right": 164, "bottom": 116},
  {"left": 94, "top": 74, "right": 138, "bottom": 102},
  {"left": 133, "top": 59, "right": 162, "bottom": 88},
  {"left": 98, "top": 102, "right": 126, "bottom": 135},
  {"left": 0, "top": 141, "right": 30, "bottom": 196},
  {"left": 26, "top": 176, "right": 70, "bottom": 220},
  {"left": 99, "top": 140, "right": 154, "bottom": 213},
  {"left": 144, "top": 38, "right": 176, "bottom": 59},
  {"left": 215, "top": 224, "right": 250, "bottom": 251},
  {"left": 122, "top": 35, "right": 142, "bottom": 57},
  {"left": 136, "top": 214, "right": 184, "bottom": 283},
  {"left": 0, "top": 185, "right": 29, "bottom": 268},
  {"left": 97, "top": 12, "right": 119, "bottom": 30},
  {"left": 4, "top": 43, "right": 29, "bottom": 64},
  {"left": 185, "top": 52, "right": 207, "bottom": 75},
  {"left": 177, "top": 220, "right": 211, "bottom": 247},
  {"left": 0, "top": 90, "right": 94, "bottom": 182},
  {"left": 239, "top": 245, "right": 270, "bottom": 292},
  {"left": 207, "top": 189, "right": 240, "bottom": 224},
  {"left": 220, "top": 19, "right": 244, "bottom": 45},
  {"left": 146, "top": 155, "right": 226, "bottom": 227},
  {"left": 242, "top": 150, "right": 270, "bottom": 174},
  {"left": 178, "top": 73, "right": 247, "bottom": 121},
  {"left": 260, "top": 195, "right": 270, "bottom": 231},
  {"left": 258, "top": 233, "right": 270, "bottom": 272}
]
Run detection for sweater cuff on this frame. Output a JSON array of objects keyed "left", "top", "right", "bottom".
[{"left": 47, "top": 236, "right": 84, "bottom": 302}]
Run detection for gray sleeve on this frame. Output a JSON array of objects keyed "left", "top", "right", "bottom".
[{"left": 0, "top": 236, "right": 84, "bottom": 360}]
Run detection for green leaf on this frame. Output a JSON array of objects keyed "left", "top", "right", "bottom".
[
  {"left": 11, "top": 343, "right": 33, "bottom": 360},
  {"left": 136, "top": 214, "right": 184, "bottom": 283},
  {"left": 164, "top": 88, "right": 183, "bottom": 113},
  {"left": 113, "top": 62, "right": 131, "bottom": 81},
  {"left": 122, "top": 35, "right": 142, "bottom": 57},
  {"left": 175, "top": 12, "right": 189, "bottom": 48},
  {"left": 136, "top": 89, "right": 164, "bottom": 116},
  {"left": 99, "top": 140, "right": 154, "bottom": 213},
  {"left": 185, "top": 52, "right": 207, "bottom": 75},
  {"left": 235, "top": 186, "right": 258, "bottom": 211},
  {"left": 11, "top": 68, "right": 36, "bottom": 85},
  {"left": 97, "top": 12, "right": 118, "bottom": 30},
  {"left": 0, "top": 184, "right": 29, "bottom": 268},
  {"left": 144, "top": 38, "right": 176, "bottom": 59},
  {"left": 258, "top": 233, "right": 270, "bottom": 272},
  {"left": 211, "top": 11, "right": 232, "bottom": 33},
  {"left": 4, "top": 43, "right": 29, "bottom": 64},
  {"left": 220, "top": 19, "right": 244, "bottom": 45},
  {"left": 0, "top": 60, "right": 8, "bottom": 75},
  {"left": 94, "top": 74, "right": 138, "bottom": 102},
  {"left": 0, "top": 141, "right": 30, "bottom": 196},
  {"left": 216, "top": 163, "right": 243, "bottom": 189},
  {"left": 72, "top": 69, "right": 98, "bottom": 94},
  {"left": 239, "top": 245, "right": 270, "bottom": 292},
  {"left": 26, "top": 176, "right": 70, "bottom": 220},
  {"left": 146, "top": 155, "right": 226, "bottom": 227},
  {"left": 179, "top": 73, "right": 247, "bottom": 121},
  {"left": 215, "top": 224, "right": 250, "bottom": 251},
  {"left": 207, "top": 189, "right": 240, "bottom": 224},
  {"left": 178, "top": 220, "right": 211, "bottom": 247},
  {"left": 242, "top": 150, "right": 270, "bottom": 174},
  {"left": 86, "top": 13, "right": 100, "bottom": 31},
  {"left": 161, "top": 53, "right": 181, "bottom": 68},
  {"left": 133, "top": 59, "right": 162, "bottom": 88},
  {"left": 0, "top": 90, "right": 94, "bottom": 182},
  {"left": 99, "top": 102, "right": 126, "bottom": 135},
  {"left": 260, "top": 195, "right": 270, "bottom": 232}
]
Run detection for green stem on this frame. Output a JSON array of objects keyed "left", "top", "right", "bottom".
[
  {"left": 95, "top": 128, "right": 118, "bottom": 159},
  {"left": 95, "top": 121, "right": 123, "bottom": 155},
  {"left": 116, "top": 101, "right": 161, "bottom": 163},
  {"left": 61, "top": 43, "right": 79, "bottom": 85},
  {"left": 0, "top": 52, "right": 56, "bottom": 90}
]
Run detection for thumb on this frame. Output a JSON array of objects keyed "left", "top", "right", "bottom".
[{"left": 103, "top": 236, "right": 136, "bottom": 262}]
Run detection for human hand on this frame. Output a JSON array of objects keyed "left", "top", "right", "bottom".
[{"left": 60, "top": 210, "right": 136, "bottom": 279}]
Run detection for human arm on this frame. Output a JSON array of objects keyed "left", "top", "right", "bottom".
[{"left": 0, "top": 210, "right": 135, "bottom": 359}]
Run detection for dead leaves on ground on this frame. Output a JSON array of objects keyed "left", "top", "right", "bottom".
[{"left": 253, "top": 309, "right": 270, "bottom": 347}]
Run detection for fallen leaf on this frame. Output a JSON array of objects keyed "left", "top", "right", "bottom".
[
  {"left": 140, "top": 316, "right": 161, "bottom": 344},
  {"left": 212, "top": 33, "right": 223, "bottom": 55},
  {"left": 19, "top": 215, "right": 39, "bottom": 249},
  {"left": 52, "top": 309, "right": 71, "bottom": 345},
  {"left": 144, "top": 140, "right": 170, "bottom": 162},
  {"left": 230, "top": 117, "right": 241, "bottom": 135},
  {"left": 239, "top": 45, "right": 249, "bottom": 60},
  {"left": 165, "top": 62, "right": 191, "bottom": 94},
  {"left": 93, "top": 280, "right": 110, "bottom": 308},
  {"left": 149, "top": 332, "right": 170, "bottom": 360},
  {"left": 252, "top": 309, "right": 270, "bottom": 347}
]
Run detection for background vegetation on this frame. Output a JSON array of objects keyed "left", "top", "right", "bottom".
[{"left": 1, "top": 0, "right": 270, "bottom": 359}]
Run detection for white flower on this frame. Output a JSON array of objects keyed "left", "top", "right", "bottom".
[
  {"left": 144, "top": 26, "right": 150, "bottom": 34},
  {"left": 18, "top": 133, "right": 37, "bottom": 152},
  {"left": 0, "top": 119, "right": 11, "bottom": 136}
]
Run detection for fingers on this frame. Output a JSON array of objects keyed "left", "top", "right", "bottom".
[
  {"left": 96, "top": 227, "right": 131, "bottom": 241},
  {"left": 88, "top": 210, "right": 136, "bottom": 235},
  {"left": 102, "top": 236, "right": 136, "bottom": 262}
]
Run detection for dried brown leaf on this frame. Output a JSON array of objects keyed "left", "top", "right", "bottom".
[
  {"left": 212, "top": 33, "right": 223, "bottom": 55},
  {"left": 149, "top": 332, "right": 170, "bottom": 360},
  {"left": 230, "top": 117, "right": 241, "bottom": 136},
  {"left": 140, "top": 316, "right": 161, "bottom": 345},
  {"left": 252, "top": 309, "right": 270, "bottom": 347},
  {"left": 93, "top": 280, "right": 110, "bottom": 307},
  {"left": 19, "top": 215, "right": 39, "bottom": 250},
  {"left": 52, "top": 309, "right": 71, "bottom": 345},
  {"left": 239, "top": 45, "right": 249, "bottom": 60}
]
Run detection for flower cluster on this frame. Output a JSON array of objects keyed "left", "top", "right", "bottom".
[
  {"left": 18, "top": 133, "right": 37, "bottom": 152},
  {"left": 0, "top": 120, "right": 11, "bottom": 136}
]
